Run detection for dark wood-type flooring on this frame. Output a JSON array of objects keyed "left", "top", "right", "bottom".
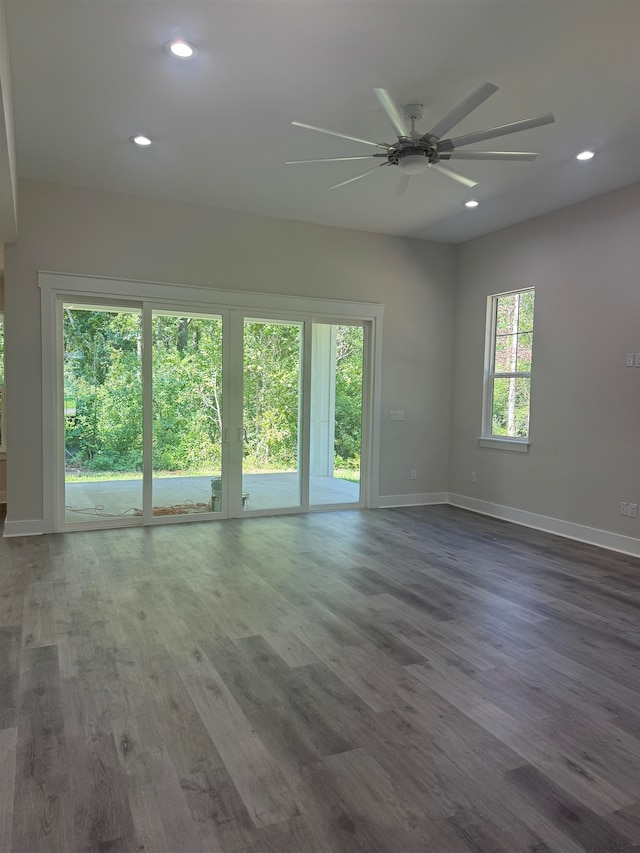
[{"left": 1, "top": 505, "right": 639, "bottom": 852}]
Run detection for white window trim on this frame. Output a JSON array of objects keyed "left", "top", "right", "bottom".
[
  {"left": 480, "top": 287, "right": 534, "bottom": 452},
  {"left": 478, "top": 436, "right": 530, "bottom": 452}
]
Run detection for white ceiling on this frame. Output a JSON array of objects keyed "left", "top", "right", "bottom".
[{"left": 4, "top": 0, "right": 640, "bottom": 243}]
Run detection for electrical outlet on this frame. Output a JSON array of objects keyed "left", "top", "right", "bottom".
[
  {"left": 626, "top": 353, "right": 635, "bottom": 367},
  {"left": 410, "top": 469, "right": 417, "bottom": 480},
  {"left": 471, "top": 472, "right": 477, "bottom": 483},
  {"left": 620, "top": 502, "right": 628, "bottom": 516},
  {"left": 628, "top": 503, "right": 638, "bottom": 518}
]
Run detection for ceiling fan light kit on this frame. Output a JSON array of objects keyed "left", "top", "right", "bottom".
[
  {"left": 398, "top": 152, "right": 429, "bottom": 175},
  {"left": 289, "top": 82, "right": 555, "bottom": 196}
]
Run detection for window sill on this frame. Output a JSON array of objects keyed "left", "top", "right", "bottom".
[{"left": 478, "top": 436, "right": 530, "bottom": 453}]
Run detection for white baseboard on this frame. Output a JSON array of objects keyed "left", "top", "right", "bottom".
[
  {"left": 3, "top": 519, "right": 44, "bottom": 537},
  {"left": 448, "top": 493, "right": 640, "bottom": 558},
  {"left": 4, "top": 497, "right": 638, "bottom": 557},
  {"left": 378, "top": 492, "right": 448, "bottom": 508}
]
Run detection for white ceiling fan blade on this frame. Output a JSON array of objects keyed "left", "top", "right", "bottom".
[
  {"left": 439, "top": 151, "right": 539, "bottom": 161},
  {"left": 424, "top": 82, "right": 498, "bottom": 141},
  {"left": 285, "top": 156, "right": 377, "bottom": 164},
  {"left": 329, "top": 163, "right": 390, "bottom": 190},
  {"left": 291, "top": 121, "right": 391, "bottom": 150},
  {"left": 374, "top": 88, "right": 410, "bottom": 139},
  {"left": 429, "top": 163, "right": 478, "bottom": 188},
  {"left": 440, "top": 113, "right": 555, "bottom": 150},
  {"left": 396, "top": 174, "right": 410, "bottom": 196}
]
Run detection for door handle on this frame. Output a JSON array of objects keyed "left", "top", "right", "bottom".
[{"left": 237, "top": 427, "right": 248, "bottom": 443}]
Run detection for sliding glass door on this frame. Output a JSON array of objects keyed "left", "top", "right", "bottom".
[
  {"left": 59, "top": 301, "right": 371, "bottom": 529},
  {"left": 63, "top": 304, "right": 143, "bottom": 523},
  {"left": 309, "top": 323, "right": 364, "bottom": 506},
  {"left": 152, "top": 311, "right": 224, "bottom": 517},
  {"left": 242, "top": 318, "right": 303, "bottom": 512}
]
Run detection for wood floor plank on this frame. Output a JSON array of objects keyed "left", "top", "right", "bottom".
[
  {"left": 603, "top": 803, "right": 640, "bottom": 846},
  {"left": 524, "top": 713, "right": 640, "bottom": 799},
  {"left": 241, "top": 812, "right": 340, "bottom": 853},
  {"left": 0, "top": 727, "right": 17, "bottom": 853},
  {"left": 151, "top": 609, "right": 300, "bottom": 829},
  {"left": 364, "top": 591, "right": 510, "bottom": 671},
  {"left": 77, "top": 835, "right": 144, "bottom": 853},
  {"left": 506, "top": 764, "right": 640, "bottom": 853},
  {"left": 186, "top": 682, "right": 301, "bottom": 829},
  {"left": 139, "top": 746, "right": 205, "bottom": 853},
  {"left": 22, "top": 580, "right": 55, "bottom": 648},
  {"left": 0, "top": 561, "right": 25, "bottom": 629},
  {"left": 0, "top": 626, "right": 21, "bottom": 730},
  {"left": 515, "top": 643, "right": 640, "bottom": 720},
  {"left": 407, "top": 657, "right": 636, "bottom": 816},
  {"left": 13, "top": 644, "right": 75, "bottom": 852},
  {"left": 314, "top": 748, "right": 471, "bottom": 853},
  {"left": 2, "top": 506, "right": 638, "bottom": 851},
  {"left": 180, "top": 766, "right": 253, "bottom": 851},
  {"left": 61, "top": 678, "right": 136, "bottom": 849},
  {"left": 111, "top": 714, "right": 172, "bottom": 853},
  {"left": 112, "top": 595, "right": 227, "bottom": 781}
]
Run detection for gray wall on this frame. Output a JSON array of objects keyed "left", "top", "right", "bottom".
[
  {"left": 449, "top": 183, "right": 640, "bottom": 538},
  {"left": 5, "top": 179, "right": 639, "bottom": 542},
  {"left": 4, "top": 179, "right": 455, "bottom": 525}
]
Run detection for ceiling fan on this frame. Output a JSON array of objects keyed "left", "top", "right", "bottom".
[{"left": 287, "top": 83, "right": 555, "bottom": 194}]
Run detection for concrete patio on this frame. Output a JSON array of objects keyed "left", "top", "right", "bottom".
[{"left": 65, "top": 471, "right": 360, "bottom": 521}]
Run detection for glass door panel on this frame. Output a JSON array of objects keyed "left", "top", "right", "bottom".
[
  {"left": 309, "top": 323, "right": 363, "bottom": 506},
  {"left": 152, "top": 311, "right": 223, "bottom": 517},
  {"left": 63, "top": 304, "right": 143, "bottom": 522},
  {"left": 242, "top": 319, "right": 303, "bottom": 511}
]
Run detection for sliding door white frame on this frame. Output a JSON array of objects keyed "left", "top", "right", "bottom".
[{"left": 40, "top": 272, "right": 384, "bottom": 533}]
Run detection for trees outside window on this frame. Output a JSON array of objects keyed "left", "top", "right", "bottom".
[
  {"left": 63, "top": 310, "right": 364, "bottom": 478},
  {"left": 484, "top": 288, "right": 535, "bottom": 440}
]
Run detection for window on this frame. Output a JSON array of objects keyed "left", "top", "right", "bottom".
[{"left": 482, "top": 288, "right": 534, "bottom": 446}]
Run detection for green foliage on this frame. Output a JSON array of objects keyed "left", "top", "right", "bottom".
[
  {"left": 243, "top": 322, "right": 301, "bottom": 470},
  {"left": 491, "top": 290, "right": 534, "bottom": 438},
  {"left": 64, "top": 309, "right": 364, "bottom": 476},
  {"left": 334, "top": 325, "right": 363, "bottom": 467},
  {"left": 152, "top": 315, "right": 224, "bottom": 471},
  {"left": 491, "top": 377, "right": 531, "bottom": 437}
]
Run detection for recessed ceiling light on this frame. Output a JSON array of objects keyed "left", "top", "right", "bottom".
[
  {"left": 166, "top": 39, "right": 197, "bottom": 59},
  {"left": 464, "top": 200, "right": 479, "bottom": 208},
  {"left": 131, "top": 135, "right": 152, "bottom": 147},
  {"left": 575, "top": 150, "right": 595, "bottom": 161}
]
